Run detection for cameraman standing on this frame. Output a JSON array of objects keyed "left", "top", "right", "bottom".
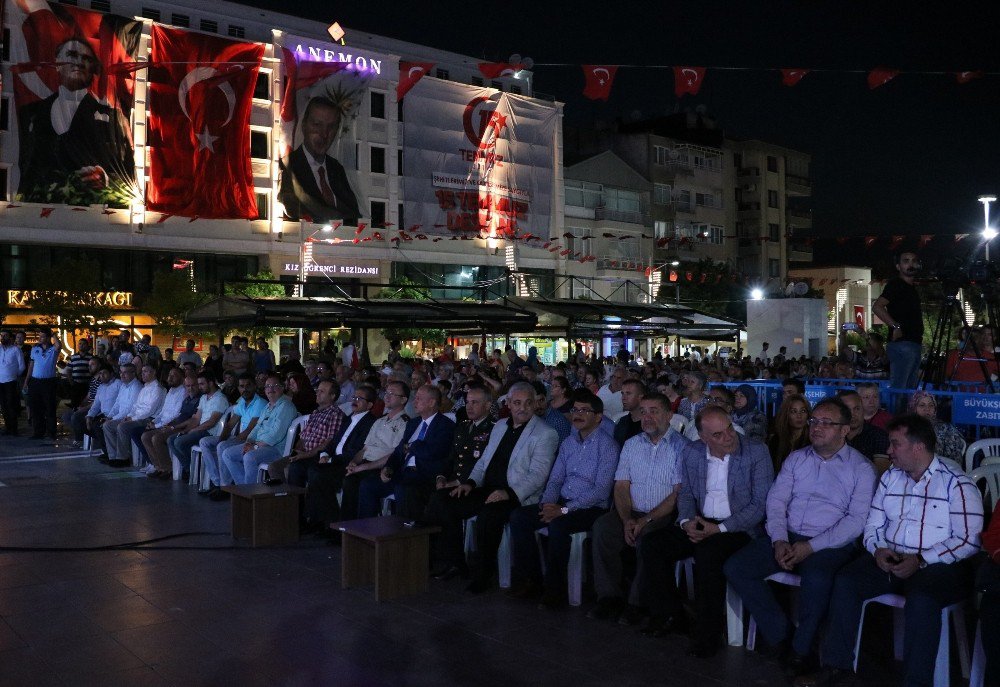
[{"left": 873, "top": 250, "right": 923, "bottom": 391}]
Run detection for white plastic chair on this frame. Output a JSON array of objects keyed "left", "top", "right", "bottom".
[
  {"left": 852, "top": 593, "right": 970, "bottom": 687},
  {"left": 965, "top": 438, "right": 1000, "bottom": 474},
  {"left": 675, "top": 557, "right": 695, "bottom": 600},
  {"left": 969, "top": 462, "right": 1000, "bottom": 513},
  {"left": 257, "top": 413, "right": 309, "bottom": 483},
  {"left": 746, "top": 571, "right": 802, "bottom": 651},
  {"left": 534, "top": 528, "right": 590, "bottom": 606},
  {"left": 498, "top": 524, "right": 512, "bottom": 589},
  {"left": 190, "top": 407, "right": 233, "bottom": 487}
]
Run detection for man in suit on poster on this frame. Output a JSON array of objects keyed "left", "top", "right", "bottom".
[{"left": 279, "top": 96, "right": 361, "bottom": 225}]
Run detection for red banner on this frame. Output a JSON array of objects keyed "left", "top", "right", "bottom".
[
  {"left": 146, "top": 26, "right": 262, "bottom": 219},
  {"left": 674, "top": 66, "right": 706, "bottom": 96},
  {"left": 581, "top": 65, "right": 618, "bottom": 101},
  {"left": 397, "top": 61, "right": 434, "bottom": 100}
]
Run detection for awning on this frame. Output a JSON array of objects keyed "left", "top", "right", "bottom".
[
  {"left": 183, "top": 296, "right": 538, "bottom": 334},
  {"left": 504, "top": 296, "right": 742, "bottom": 340}
]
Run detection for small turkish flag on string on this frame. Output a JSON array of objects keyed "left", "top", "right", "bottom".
[
  {"left": 674, "top": 66, "right": 706, "bottom": 96},
  {"left": 864, "top": 236, "right": 878, "bottom": 248},
  {"left": 955, "top": 71, "right": 983, "bottom": 84},
  {"left": 955, "top": 233, "right": 969, "bottom": 243},
  {"left": 918, "top": 234, "right": 934, "bottom": 248},
  {"left": 780, "top": 69, "right": 810, "bottom": 87},
  {"left": 478, "top": 62, "right": 524, "bottom": 79},
  {"left": 867, "top": 68, "right": 900, "bottom": 90},
  {"left": 889, "top": 235, "right": 905, "bottom": 251},
  {"left": 39, "top": 208, "right": 54, "bottom": 218},
  {"left": 582, "top": 65, "right": 618, "bottom": 101},
  {"left": 686, "top": 271, "right": 694, "bottom": 282},
  {"left": 397, "top": 61, "right": 435, "bottom": 100}
]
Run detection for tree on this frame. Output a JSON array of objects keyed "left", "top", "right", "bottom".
[
  {"left": 139, "top": 269, "right": 211, "bottom": 336},
  {"left": 29, "top": 257, "right": 116, "bottom": 338},
  {"left": 373, "top": 276, "right": 447, "bottom": 351},
  {"left": 223, "top": 269, "right": 287, "bottom": 341}
]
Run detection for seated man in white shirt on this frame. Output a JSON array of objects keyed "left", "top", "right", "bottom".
[
  {"left": 97, "top": 364, "right": 141, "bottom": 466},
  {"left": 128, "top": 366, "right": 184, "bottom": 469},
  {"left": 106, "top": 364, "right": 166, "bottom": 467}
]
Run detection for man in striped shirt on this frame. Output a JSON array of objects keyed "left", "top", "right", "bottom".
[{"left": 797, "top": 414, "right": 983, "bottom": 687}]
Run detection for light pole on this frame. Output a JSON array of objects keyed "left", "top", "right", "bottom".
[{"left": 979, "top": 194, "right": 997, "bottom": 261}]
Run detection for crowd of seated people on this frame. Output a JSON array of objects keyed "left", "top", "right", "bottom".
[{"left": 1, "top": 329, "right": 998, "bottom": 685}]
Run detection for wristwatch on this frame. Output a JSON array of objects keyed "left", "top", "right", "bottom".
[{"left": 560, "top": 506, "right": 569, "bottom": 515}]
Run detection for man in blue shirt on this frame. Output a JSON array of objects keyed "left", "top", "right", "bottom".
[
  {"left": 23, "top": 328, "right": 59, "bottom": 440},
  {"left": 508, "top": 389, "right": 619, "bottom": 609},
  {"left": 532, "top": 380, "right": 570, "bottom": 444}
]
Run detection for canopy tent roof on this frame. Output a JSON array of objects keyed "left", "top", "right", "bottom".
[
  {"left": 184, "top": 296, "right": 538, "bottom": 335},
  {"left": 503, "top": 296, "right": 742, "bottom": 340}
]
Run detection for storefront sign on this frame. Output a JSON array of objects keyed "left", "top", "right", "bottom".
[
  {"left": 7, "top": 290, "right": 133, "bottom": 309},
  {"left": 281, "top": 261, "right": 380, "bottom": 277}
]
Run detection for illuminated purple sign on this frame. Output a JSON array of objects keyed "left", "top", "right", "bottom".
[{"left": 290, "top": 42, "right": 384, "bottom": 75}]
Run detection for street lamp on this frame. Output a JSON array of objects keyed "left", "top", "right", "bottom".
[
  {"left": 979, "top": 195, "right": 997, "bottom": 260},
  {"left": 751, "top": 288, "right": 764, "bottom": 300}
]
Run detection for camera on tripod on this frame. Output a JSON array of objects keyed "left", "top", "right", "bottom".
[{"left": 928, "top": 255, "right": 1000, "bottom": 296}]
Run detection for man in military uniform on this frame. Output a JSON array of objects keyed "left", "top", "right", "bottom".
[{"left": 426, "top": 383, "right": 495, "bottom": 579}]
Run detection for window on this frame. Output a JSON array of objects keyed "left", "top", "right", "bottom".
[
  {"left": 767, "top": 190, "right": 780, "bottom": 208},
  {"left": 564, "top": 180, "right": 602, "bottom": 209},
  {"left": 255, "top": 192, "right": 268, "bottom": 220},
  {"left": 653, "top": 184, "right": 672, "bottom": 205},
  {"left": 253, "top": 72, "right": 270, "bottom": 101},
  {"left": 0, "top": 97, "right": 9, "bottom": 132},
  {"left": 200, "top": 19, "right": 218, "bottom": 33},
  {"left": 435, "top": 68, "right": 449, "bottom": 80},
  {"left": 695, "top": 192, "right": 719, "bottom": 208},
  {"left": 653, "top": 145, "right": 669, "bottom": 166},
  {"left": 2, "top": 29, "right": 9, "bottom": 61},
  {"left": 733, "top": 152, "right": 742, "bottom": 168},
  {"left": 90, "top": 0, "right": 110, "bottom": 12},
  {"left": 171, "top": 13, "right": 190, "bottom": 27},
  {"left": 767, "top": 155, "right": 779, "bottom": 172},
  {"left": 769, "top": 259, "right": 781, "bottom": 278},
  {"left": 228, "top": 25, "right": 245, "bottom": 39},
  {"left": 249, "top": 130, "right": 269, "bottom": 160},
  {"left": 397, "top": 99, "right": 404, "bottom": 122},
  {"left": 397, "top": 149, "right": 403, "bottom": 175},
  {"left": 676, "top": 189, "right": 691, "bottom": 211},
  {"left": 471, "top": 76, "right": 484, "bottom": 86},
  {"left": 768, "top": 223, "right": 780, "bottom": 242},
  {"left": 59, "top": 0, "right": 78, "bottom": 5},
  {"left": 370, "top": 146, "right": 386, "bottom": 174},
  {"left": 509, "top": 84, "right": 522, "bottom": 95},
  {"left": 0, "top": 167, "right": 8, "bottom": 202},
  {"left": 398, "top": 203, "right": 404, "bottom": 229},
  {"left": 654, "top": 220, "right": 670, "bottom": 239},
  {"left": 708, "top": 225, "right": 724, "bottom": 245},
  {"left": 141, "top": 7, "right": 160, "bottom": 21},
  {"left": 370, "top": 92, "right": 385, "bottom": 119},
  {"left": 371, "top": 201, "right": 386, "bottom": 227}
]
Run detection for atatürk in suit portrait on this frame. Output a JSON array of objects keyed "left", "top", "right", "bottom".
[
  {"left": 17, "top": 37, "right": 134, "bottom": 204},
  {"left": 279, "top": 96, "right": 362, "bottom": 225}
]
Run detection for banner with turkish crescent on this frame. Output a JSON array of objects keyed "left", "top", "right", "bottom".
[
  {"left": 398, "top": 61, "right": 434, "bottom": 100},
  {"left": 10, "top": 1, "right": 141, "bottom": 207},
  {"left": 582, "top": 65, "right": 618, "bottom": 101},
  {"left": 401, "top": 77, "right": 559, "bottom": 238},
  {"left": 674, "top": 66, "right": 706, "bottom": 96},
  {"left": 854, "top": 306, "right": 865, "bottom": 328},
  {"left": 146, "top": 25, "right": 263, "bottom": 218}
]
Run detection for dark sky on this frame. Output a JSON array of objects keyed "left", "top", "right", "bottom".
[{"left": 239, "top": 0, "right": 1000, "bottom": 270}]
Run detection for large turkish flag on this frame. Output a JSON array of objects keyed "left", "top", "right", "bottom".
[{"left": 146, "top": 26, "right": 263, "bottom": 218}]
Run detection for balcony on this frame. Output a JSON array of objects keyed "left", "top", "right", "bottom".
[
  {"left": 737, "top": 166, "right": 760, "bottom": 179},
  {"left": 594, "top": 206, "right": 650, "bottom": 225},
  {"left": 788, "top": 242, "right": 813, "bottom": 262},
  {"left": 786, "top": 208, "right": 812, "bottom": 228},
  {"left": 597, "top": 257, "right": 645, "bottom": 271},
  {"left": 737, "top": 201, "right": 761, "bottom": 220},
  {"left": 786, "top": 174, "right": 811, "bottom": 196}
]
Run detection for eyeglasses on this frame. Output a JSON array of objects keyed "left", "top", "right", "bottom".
[
  {"left": 807, "top": 418, "right": 846, "bottom": 428},
  {"left": 263, "top": 384, "right": 282, "bottom": 390},
  {"left": 384, "top": 391, "right": 406, "bottom": 398},
  {"left": 569, "top": 407, "right": 597, "bottom": 414},
  {"left": 351, "top": 396, "right": 372, "bottom": 403}
]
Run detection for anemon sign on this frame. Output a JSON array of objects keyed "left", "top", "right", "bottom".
[{"left": 7, "top": 290, "right": 133, "bottom": 309}]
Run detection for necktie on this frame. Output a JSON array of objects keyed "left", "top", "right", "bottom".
[
  {"left": 416, "top": 421, "right": 428, "bottom": 441},
  {"left": 317, "top": 166, "right": 337, "bottom": 207}
]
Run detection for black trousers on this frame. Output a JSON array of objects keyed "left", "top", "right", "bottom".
[
  {"left": 978, "top": 555, "right": 1000, "bottom": 687},
  {"left": 27, "top": 377, "right": 57, "bottom": 439},
  {"left": 423, "top": 487, "right": 520, "bottom": 580},
  {"left": 637, "top": 524, "right": 750, "bottom": 647},
  {"left": 304, "top": 459, "right": 349, "bottom": 524},
  {"left": 0, "top": 380, "right": 19, "bottom": 434}
]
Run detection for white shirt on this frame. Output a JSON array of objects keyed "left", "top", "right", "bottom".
[
  {"left": 0, "top": 344, "right": 25, "bottom": 383},
  {"left": 88, "top": 379, "right": 122, "bottom": 417},
  {"left": 596, "top": 385, "right": 623, "bottom": 419},
  {"left": 152, "top": 385, "right": 185, "bottom": 428},
  {"left": 405, "top": 413, "right": 437, "bottom": 467},
  {"left": 130, "top": 380, "right": 166, "bottom": 421},
  {"left": 335, "top": 410, "right": 368, "bottom": 456},
  {"left": 52, "top": 85, "right": 86, "bottom": 135},
  {"left": 108, "top": 379, "right": 142, "bottom": 421},
  {"left": 303, "top": 146, "right": 336, "bottom": 206},
  {"left": 702, "top": 448, "right": 732, "bottom": 521}
]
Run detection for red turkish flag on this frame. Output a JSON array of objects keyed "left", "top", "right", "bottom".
[
  {"left": 864, "top": 236, "right": 878, "bottom": 249},
  {"left": 582, "top": 65, "right": 618, "bottom": 101},
  {"left": 478, "top": 62, "right": 525, "bottom": 79},
  {"left": 780, "top": 69, "right": 810, "bottom": 87},
  {"left": 955, "top": 71, "right": 983, "bottom": 84},
  {"left": 888, "top": 235, "right": 905, "bottom": 251},
  {"left": 918, "top": 234, "right": 934, "bottom": 248},
  {"left": 397, "top": 61, "right": 434, "bottom": 100},
  {"left": 146, "top": 26, "right": 263, "bottom": 219},
  {"left": 867, "top": 68, "right": 900, "bottom": 90},
  {"left": 674, "top": 67, "right": 706, "bottom": 96}
]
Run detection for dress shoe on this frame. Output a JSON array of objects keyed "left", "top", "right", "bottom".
[
  {"left": 617, "top": 604, "right": 646, "bottom": 627},
  {"left": 794, "top": 667, "right": 856, "bottom": 687},
  {"left": 197, "top": 483, "right": 218, "bottom": 496},
  {"left": 146, "top": 470, "right": 164, "bottom": 479},
  {"left": 97, "top": 454, "right": 110, "bottom": 464},
  {"left": 537, "top": 591, "right": 567, "bottom": 611},
  {"left": 504, "top": 579, "right": 542, "bottom": 600},
  {"left": 156, "top": 469, "right": 171, "bottom": 480},
  {"left": 432, "top": 564, "right": 469, "bottom": 581},
  {"left": 586, "top": 596, "right": 626, "bottom": 621},
  {"left": 465, "top": 576, "right": 494, "bottom": 594},
  {"left": 784, "top": 652, "right": 818, "bottom": 679},
  {"left": 641, "top": 613, "right": 689, "bottom": 637}
]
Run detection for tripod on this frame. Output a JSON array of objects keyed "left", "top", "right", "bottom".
[{"left": 920, "top": 282, "right": 1000, "bottom": 392}]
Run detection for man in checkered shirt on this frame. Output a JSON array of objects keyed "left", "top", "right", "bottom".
[{"left": 797, "top": 414, "right": 983, "bottom": 687}]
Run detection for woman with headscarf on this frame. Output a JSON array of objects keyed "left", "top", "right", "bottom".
[
  {"left": 907, "top": 391, "right": 967, "bottom": 464},
  {"left": 732, "top": 384, "right": 768, "bottom": 443}
]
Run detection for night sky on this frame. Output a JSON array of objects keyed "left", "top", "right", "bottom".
[{"left": 238, "top": 0, "right": 1000, "bottom": 273}]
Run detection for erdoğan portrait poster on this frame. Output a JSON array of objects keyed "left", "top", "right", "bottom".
[{"left": 401, "top": 77, "right": 559, "bottom": 238}]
